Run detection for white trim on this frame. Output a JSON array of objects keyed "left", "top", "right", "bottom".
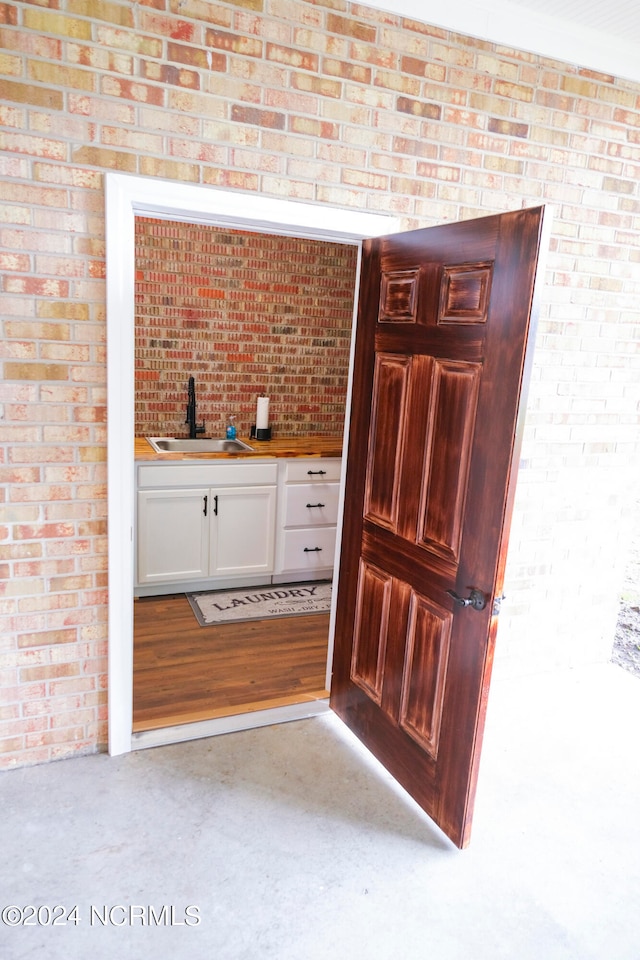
[
  {"left": 361, "top": 0, "right": 640, "bottom": 84},
  {"left": 106, "top": 173, "right": 399, "bottom": 756},
  {"left": 131, "top": 700, "right": 331, "bottom": 751}
]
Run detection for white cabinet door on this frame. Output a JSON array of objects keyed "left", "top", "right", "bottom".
[
  {"left": 137, "top": 488, "right": 209, "bottom": 585},
  {"left": 210, "top": 485, "right": 276, "bottom": 577}
]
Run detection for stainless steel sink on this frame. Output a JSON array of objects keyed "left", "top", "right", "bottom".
[{"left": 146, "top": 437, "right": 254, "bottom": 453}]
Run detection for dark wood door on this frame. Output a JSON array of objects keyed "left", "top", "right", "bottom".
[{"left": 330, "top": 207, "right": 548, "bottom": 848}]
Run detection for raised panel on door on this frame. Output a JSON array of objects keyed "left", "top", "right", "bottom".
[
  {"left": 363, "top": 353, "right": 411, "bottom": 532},
  {"left": 417, "top": 359, "right": 481, "bottom": 565},
  {"left": 437, "top": 261, "right": 494, "bottom": 324},
  {"left": 378, "top": 267, "right": 420, "bottom": 322},
  {"left": 350, "top": 560, "right": 392, "bottom": 705},
  {"left": 398, "top": 590, "right": 453, "bottom": 760}
]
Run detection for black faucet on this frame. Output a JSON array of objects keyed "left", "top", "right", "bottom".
[{"left": 185, "top": 376, "right": 205, "bottom": 438}]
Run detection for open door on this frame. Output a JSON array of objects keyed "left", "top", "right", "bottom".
[{"left": 331, "top": 206, "right": 548, "bottom": 848}]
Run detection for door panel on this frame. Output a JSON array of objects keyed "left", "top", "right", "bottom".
[
  {"left": 417, "top": 358, "right": 481, "bottom": 563},
  {"left": 379, "top": 268, "right": 420, "bottom": 323},
  {"left": 364, "top": 354, "right": 411, "bottom": 532},
  {"left": 331, "top": 207, "right": 548, "bottom": 848},
  {"left": 398, "top": 589, "right": 452, "bottom": 760},
  {"left": 350, "top": 560, "right": 392, "bottom": 706},
  {"left": 438, "top": 261, "right": 493, "bottom": 324}
]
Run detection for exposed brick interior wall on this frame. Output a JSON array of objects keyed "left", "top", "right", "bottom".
[
  {"left": 134, "top": 218, "right": 357, "bottom": 439},
  {"left": 1, "top": 1, "right": 638, "bottom": 767}
]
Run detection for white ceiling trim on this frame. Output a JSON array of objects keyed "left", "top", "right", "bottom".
[{"left": 360, "top": 0, "right": 640, "bottom": 85}]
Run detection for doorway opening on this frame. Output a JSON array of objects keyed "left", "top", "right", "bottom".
[
  {"left": 106, "top": 173, "right": 398, "bottom": 756},
  {"left": 131, "top": 219, "right": 360, "bottom": 732}
]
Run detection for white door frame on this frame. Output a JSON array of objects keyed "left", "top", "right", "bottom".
[{"left": 106, "top": 172, "right": 399, "bottom": 755}]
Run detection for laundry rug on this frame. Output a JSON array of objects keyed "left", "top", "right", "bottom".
[{"left": 186, "top": 580, "right": 332, "bottom": 626}]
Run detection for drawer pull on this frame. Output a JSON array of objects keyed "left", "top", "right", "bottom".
[
  {"left": 303, "top": 546, "right": 322, "bottom": 552},
  {"left": 306, "top": 502, "right": 325, "bottom": 509},
  {"left": 307, "top": 469, "right": 327, "bottom": 475},
  {"left": 203, "top": 495, "right": 208, "bottom": 517}
]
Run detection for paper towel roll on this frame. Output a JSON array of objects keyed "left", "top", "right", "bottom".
[{"left": 256, "top": 395, "right": 269, "bottom": 430}]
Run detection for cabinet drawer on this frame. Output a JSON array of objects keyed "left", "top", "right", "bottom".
[
  {"left": 284, "top": 483, "right": 340, "bottom": 527},
  {"left": 280, "top": 527, "right": 336, "bottom": 572},
  {"left": 285, "top": 459, "right": 341, "bottom": 483}
]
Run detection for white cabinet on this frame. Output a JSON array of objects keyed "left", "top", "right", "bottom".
[
  {"left": 209, "top": 486, "right": 275, "bottom": 577},
  {"left": 135, "top": 456, "right": 342, "bottom": 595},
  {"left": 137, "top": 487, "right": 210, "bottom": 584},
  {"left": 136, "top": 462, "right": 277, "bottom": 594},
  {"left": 274, "top": 458, "right": 342, "bottom": 582}
]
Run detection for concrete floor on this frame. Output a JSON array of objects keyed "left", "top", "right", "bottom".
[{"left": 2, "top": 662, "right": 639, "bottom": 960}]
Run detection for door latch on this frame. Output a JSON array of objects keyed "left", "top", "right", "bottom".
[
  {"left": 492, "top": 594, "right": 505, "bottom": 616},
  {"left": 446, "top": 588, "right": 486, "bottom": 611}
]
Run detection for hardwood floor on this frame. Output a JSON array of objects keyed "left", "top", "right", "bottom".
[{"left": 133, "top": 594, "right": 330, "bottom": 731}]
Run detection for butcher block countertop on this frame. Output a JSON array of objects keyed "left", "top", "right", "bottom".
[{"left": 134, "top": 435, "right": 343, "bottom": 461}]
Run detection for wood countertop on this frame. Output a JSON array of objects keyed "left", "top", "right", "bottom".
[{"left": 134, "top": 435, "right": 342, "bottom": 461}]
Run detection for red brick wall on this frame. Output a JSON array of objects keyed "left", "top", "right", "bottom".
[
  {"left": 1, "top": 1, "right": 639, "bottom": 767},
  {"left": 134, "top": 218, "right": 357, "bottom": 439}
]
